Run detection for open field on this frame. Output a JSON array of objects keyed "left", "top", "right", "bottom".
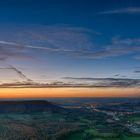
[{"left": 127, "top": 115, "right": 140, "bottom": 124}]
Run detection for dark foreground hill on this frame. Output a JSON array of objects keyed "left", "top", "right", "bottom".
[{"left": 0, "top": 100, "right": 65, "bottom": 113}]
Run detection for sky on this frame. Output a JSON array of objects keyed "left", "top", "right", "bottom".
[{"left": 0, "top": 0, "right": 140, "bottom": 97}]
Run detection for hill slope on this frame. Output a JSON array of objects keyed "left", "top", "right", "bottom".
[{"left": 0, "top": 100, "right": 65, "bottom": 113}]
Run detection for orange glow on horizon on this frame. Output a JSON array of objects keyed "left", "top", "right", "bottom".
[{"left": 0, "top": 87, "right": 139, "bottom": 98}]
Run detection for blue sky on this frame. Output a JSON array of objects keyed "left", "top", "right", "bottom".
[{"left": 0, "top": 0, "right": 140, "bottom": 88}]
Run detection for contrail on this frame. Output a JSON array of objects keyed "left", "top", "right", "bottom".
[{"left": 0, "top": 65, "right": 32, "bottom": 82}]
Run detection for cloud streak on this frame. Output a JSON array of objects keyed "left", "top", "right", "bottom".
[
  {"left": 98, "top": 8, "right": 140, "bottom": 15},
  {"left": 0, "top": 40, "right": 30, "bottom": 61},
  {"left": 63, "top": 77, "right": 140, "bottom": 88}
]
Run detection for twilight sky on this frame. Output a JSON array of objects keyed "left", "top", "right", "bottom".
[{"left": 0, "top": 0, "right": 140, "bottom": 97}]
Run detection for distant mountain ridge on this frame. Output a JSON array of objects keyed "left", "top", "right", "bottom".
[{"left": 0, "top": 100, "right": 65, "bottom": 113}]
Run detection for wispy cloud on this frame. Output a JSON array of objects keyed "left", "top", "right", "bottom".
[
  {"left": 28, "top": 31, "right": 140, "bottom": 59},
  {"left": 0, "top": 25, "right": 139, "bottom": 60},
  {"left": 63, "top": 77, "right": 140, "bottom": 88},
  {"left": 26, "top": 25, "right": 98, "bottom": 53},
  {"left": 0, "top": 40, "right": 31, "bottom": 61},
  {"left": 1, "top": 37, "right": 140, "bottom": 60},
  {"left": 98, "top": 8, "right": 140, "bottom": 15},
  {"left": 0, "top": 41, "right": 73, "bottom": 52},
  {"left": 73, "top": 38, "right": 140, "bottom": 59},
  {"left": 0, "top": 25, "right": 99, "bottom": 60}
]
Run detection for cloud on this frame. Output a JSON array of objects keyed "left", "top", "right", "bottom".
[
  {"left": 114, "top": 74, "right": 120, "bottom": 77},
  {"left": 134, "top": 70, "right": 140, "bottom": 73},
  {"left": 63, "top": 77, "right": 140, "bottom": 88},
  {"left": 113, "top": 74, "right": 126, "bottom": 78},
  {"left": 1, "top": 37, "right": 140, "bottom": 60},
  {"left": 0, "top": 77, "right": 139, "bottom": 88},
  {"left": 98, "top": 8, "right": 140, "bottom": 15},
  {"left": 0, "top": 71, "right": 139, "bottom": 88}
]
